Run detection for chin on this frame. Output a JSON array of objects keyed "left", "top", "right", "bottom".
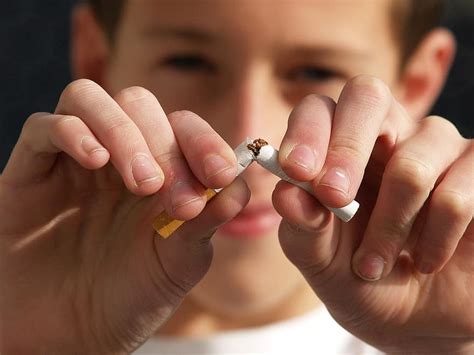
[{"left": 188, "top": 231, "right": 305, "bottom": 319}]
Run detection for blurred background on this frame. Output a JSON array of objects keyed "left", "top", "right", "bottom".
[{"left": 1, "top": 0, "right": 473, "bottom": 170}]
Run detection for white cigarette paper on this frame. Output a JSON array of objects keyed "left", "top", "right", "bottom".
[
  {"left": 256, "top": 144, "right": 359, "bottom": 222},
  {"left": 153, "top": 138, "right": 255, "bottom": 238},
  {"left": 154, "top": 138, "right": 359, "bottom": 238}
]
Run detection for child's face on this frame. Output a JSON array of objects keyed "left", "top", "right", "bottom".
[{"left": 104, "top": 0, "right": 402, "bottom": 318}]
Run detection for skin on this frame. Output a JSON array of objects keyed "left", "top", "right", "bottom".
[{"left": 0, "top": 0, "right": 473, "bottom": 353}]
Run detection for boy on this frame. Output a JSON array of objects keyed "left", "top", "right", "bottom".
[{"left": 1, "top": 0, "right": 473, "bottom": 353}]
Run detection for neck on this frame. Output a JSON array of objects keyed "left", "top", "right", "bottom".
[{"left": 156, "top": 281, "right": 320, "bottom": 337}]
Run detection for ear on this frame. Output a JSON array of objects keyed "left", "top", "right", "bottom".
[
  {"left": 395, "top": 28, "right": 456, "bottom": 120},
  {"left": 70, "top": 4, "right": 110, "bottom": 85}
]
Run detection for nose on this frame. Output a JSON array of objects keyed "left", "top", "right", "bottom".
[{"left": 210, "top": 62, "right": 291, "bottom": 148}]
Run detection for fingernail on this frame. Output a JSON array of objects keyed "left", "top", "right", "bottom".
[
  {"left": 203, "top": 154, "right": 233, "bottom": 180},
  {"left": 356, "top": 254, "right": 385, "bottom": 281},
  {"left": 286, "top": 144, "right": 316, "bottom": 172},
  {"left": 81, "top": 136, "right": 106, "bottom": 155},
  {"left": 171, "top": 181, "right": 203, "bottom": 211},
  {"left": 131, "top": 154, "right": 161, "bottom": 186},
  {"left": 319, "top": 167, "right": 350, "bottom": 195}
]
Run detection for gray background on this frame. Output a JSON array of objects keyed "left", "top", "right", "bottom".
[{"left": 1, "top": 0, "right": 473, "bottom": 170}]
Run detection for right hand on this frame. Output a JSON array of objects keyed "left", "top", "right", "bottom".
[{"left": 0, "top": 79, "right": 250, "bottom": 353}]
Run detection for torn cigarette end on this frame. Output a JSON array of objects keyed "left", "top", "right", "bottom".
[
  {"left": 153, "top": 137, "right": 360, "bottom": 238},
  {"left": 153, "top": 138, "right": 254, "bottom": 238},
  {"left": 246, "top": 138, "right": 268, "bottom": 156}
]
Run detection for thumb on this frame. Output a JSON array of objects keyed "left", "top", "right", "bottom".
[
  {"left": 154, "top": 177, "right": 250, "bottom": 294},
  {"left": 274, "top": 181, "right": 441, "bottom": 351},
  {"left": 273, "top": 181, "right": 339, "bottom": 282},
  {"left": 274, "top": 180, "right": 397, "bottom": 331},
  {"left": 273, "top": 180, "right": 370, "bottom": 293}
]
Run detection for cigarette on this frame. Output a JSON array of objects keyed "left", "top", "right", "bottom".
[
  {"left": 153, "top": 138, "right": 255, "bottom": 238},
  {"left": 153, "top": 137, "right": 360, "bottom": 238},
  {"left": 255, "top": 143, "right": 359, "bottom": 222}
]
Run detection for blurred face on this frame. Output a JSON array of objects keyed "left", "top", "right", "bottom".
[{"left": 104, "top": 0, "right": 401, "bottom": 324}]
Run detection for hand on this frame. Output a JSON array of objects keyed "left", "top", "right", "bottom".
[
  {"left": 0, "top": 80, "right": 249, "bottom": 353},
  {"left": 273, "top": 75, "right": 474, "bottom": 353}
]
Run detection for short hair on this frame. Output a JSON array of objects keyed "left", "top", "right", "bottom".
[
  {"left": 87, "top": 0, "right": 445, "bottom": 65},
  {"left": 392, "top": 0, "right": 445, "bottom": 64},
  {"left": 87, "top": 0, "right": 125, "bottom": 41}
]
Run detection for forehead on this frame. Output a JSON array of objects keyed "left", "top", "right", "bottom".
[{"left": 122, "top": 0, "right": 394, "bottom": 51}]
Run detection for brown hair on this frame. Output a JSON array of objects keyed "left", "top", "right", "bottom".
[
  {"left": 87, "top": 0, "right": 445, "bottom": 64},
  {"left": 87, "top": 0, "right": 125, "bottom": 41},
  {"left": 391, "top": 0, "right": 445, "bottom": 64}
]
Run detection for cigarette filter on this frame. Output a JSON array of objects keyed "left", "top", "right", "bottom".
[
  {"left": 256, "top": 144, "right": 359, "bottom": 222},
  {"left": 153, "top": 138, "right": 255, "bottom": 238}
]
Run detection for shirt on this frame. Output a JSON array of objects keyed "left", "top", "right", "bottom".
[{"left": 134, "top": 305, "right": 381, "bottom": 355}]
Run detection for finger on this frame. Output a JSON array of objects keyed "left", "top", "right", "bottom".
[
  {"left": 314, "top": 75, "right": 393, "bottom": 207},
  {"left": 2, "top": 112, "right": 109, "bottom": 185},
  {"left": 352, "top": 117, "right": 465, "bottom": 281},
  {"left": 414, "top": 142, "right": 474, "bottom": 273},
  {"left": 169, "top": 110, "right": 237, "bottom": 188},
  {"left": 55, "top": 79, "right": 164, "bottom": 196},
  {"left": 114, "top": 87, "right": 208, "bottom": 220},
  {"left": 272, "top": 180, "right": 336, "bottom": 278},
  {"left": 154, "top": 177, "right": 250, "bottom": 292},
  {"left": 279, "top": 95, "right": 334, "bottom": 181}
]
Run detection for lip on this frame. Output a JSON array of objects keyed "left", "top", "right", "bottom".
[{"left": 217, "top": 204, "right": 281, "bottom": 240}]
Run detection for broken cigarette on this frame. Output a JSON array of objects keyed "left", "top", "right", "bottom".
[
  {"left": 255, "top": 143, "right": 359, "bottom": 222},
  {"left": 152, "top": 138, "right": 255, "bottom": 238},
  {"left": 153, "top": 137, "right": 360, "bottom": 238}
]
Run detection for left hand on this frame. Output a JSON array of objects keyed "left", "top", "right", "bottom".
[{"left": 273, "top": 75, "right": 474, "bottom": 353}]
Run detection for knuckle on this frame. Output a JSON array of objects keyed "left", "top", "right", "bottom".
[
  {"left": 21, "top": 112, "right": 53, "bottom": 148},
  {"left": 386, "top": 155, "right": 434, "bottom": 195},
  {"left": 364, "top": 218, "right": 413, "bottom": 261},
  {"left": 211, "top": 205, "right": 235, "bottom": 225},
  {"left": 22, "top": 112, "right": 44, "bottom": 132},
  {"left": 20, "top": 113, "right": 44, "bottom": 147},
  {"left": 329, "top": 134, "right": 366, "bottom": 163},
  {"left": 421, "top": 237, "right": 451, "bottom": 262},
  {"left": 281, "top": 219, "right": 308, "bottom": 236},
  {"left": 154, "top": 150, "right": 185, "bottom": 168},
  {"left": 299, "top": 94, "right": 336, "bottom": 109},
  {"left": 279, "top": 222, "right": 331, "bottom": 275},
  {"left": 51, "top": 115, "right": 81, "bottom": 135},
  {"left": 190, "top": 132, "right": 220, "bottom": 153},
  {"left": 289, "top": 95, "right": 336, "bottom": 130},
  {"left": 424, "top": 115, "right": 455, "bottom": 130},
  {"left": 103, "top": 118, "right": 137, "bottom": 142},
  {"left": 376, "top": 221, "right": 408, "bottom": 252},
  {"left": 299, "top": 259, "right": 332, "bottom": 280},
  {"left": 380, "top": 220, "right": 405, "bottom": 240},
  {"left": 346, "top": 75, "right": 392, "bottom": 107},
  {"left": 280, "top": 217, "right": 329, "bottom": 238},
  {"left": 153, "top": 150, "right": 188, "bottom": 183},
  {"left": 433, "top": 189, "right": 472, "bottom": 223},
  {"left": 422, "top": 115, "right": 461, "bottom": 138},
  {"left": 114, "top": 86, "right": 155, "bottom": 106},
  {"left": 62, "top": 79, "right": 99, "bottom": 101},
  {"left": 167, "top": 110, "right": 200, "bottom": 125}
]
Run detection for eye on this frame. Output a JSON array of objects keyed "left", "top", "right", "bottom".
[
  {"left": 161, "top": 54, "right": 216, "bottom": 73},
  {"left": 287, "top": 66, "right": 337, "bottom": 82}
]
